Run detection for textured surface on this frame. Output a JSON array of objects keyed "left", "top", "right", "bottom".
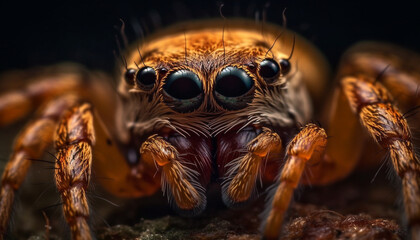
[
  {"left": 95, "top": 204, "right": 401, "bottom": 240},
  {"left": 96, "top": 168, "right": 404, "bottom": 239},
  {"left": 8, "top": 167, "right": 400, "bottom": 239}
]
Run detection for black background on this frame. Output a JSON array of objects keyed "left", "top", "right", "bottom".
[{"left": 0, "top": 0, "right": 420, "bottom": 74}]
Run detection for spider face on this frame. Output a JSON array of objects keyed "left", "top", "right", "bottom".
[
  {"left": 114, "top": 20, "right": 330, "bottom": 212},
  {"left": 118, "top": 21, "right": 328, "bottom": 143}
]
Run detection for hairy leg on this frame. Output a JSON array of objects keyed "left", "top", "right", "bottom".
[
  {"left": 54, "top": 102, "right": 165, "bottom": 239},
  {"left": 341, "top": 76, "right": 420, "bottom": 238},
  {"left": 140, "top": 134, "right": 207, "bottom": 215},
  {"left": 0, "top": 95, "right": 78, "bottom": 238},
  {"left": 221, "top": 127, "right": 282, "bottom": 206},
  {"left": 54, "top": 103, "right": 95, "bottom": 240},
  {"left": 304, "top": 68, "right": 420, "bottom": 239},
  {"left": 317, "top": 42, "right": 420, "bottom": 238},
  {"left": 304, "top": 42, "right": 420, "bottom": 184},
  {"left": 338, "top": 41, "right": 420, "bottom": 168},
  {"left": 262, "top": 124, "right": 327, "bottom": 240}
]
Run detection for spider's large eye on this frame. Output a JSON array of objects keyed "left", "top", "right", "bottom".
[
  {"left": 214, "top": 66, "right": 254, "bottom": 110},
  {"left": 162, "top": 69, "right": 203, "bottom": 112},
  {"left": 136, "top": 67, "right": 157, "bottom": 91},
  {"left": 259, "top": 59, "right": 280, "bottom": 82}
]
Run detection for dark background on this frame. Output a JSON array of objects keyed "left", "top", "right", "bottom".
[{"left": 0, "top": 0, "right": 420, "bottom": 74}]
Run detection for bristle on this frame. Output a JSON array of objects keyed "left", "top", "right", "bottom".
[
  {"left": 126, "top": 93, "right": 210, "bottom": 138},
  {"left": 221, "top": 153, "right": 261, "bottom": 208},
  {"left": 160, "top": 160, "right": 207, "bottom": 216}
]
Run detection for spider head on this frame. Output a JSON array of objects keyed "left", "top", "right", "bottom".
[{"left": 113, "top": 20, "right": 329, "bottom": 212}]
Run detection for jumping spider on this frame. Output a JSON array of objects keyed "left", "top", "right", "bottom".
[{"left": 0, "top": 19, "right": 419, "bottom": 239}]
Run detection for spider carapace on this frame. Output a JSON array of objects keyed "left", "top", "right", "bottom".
[{"left": 0, "top": 19, "right": 419, "bottom": 240}]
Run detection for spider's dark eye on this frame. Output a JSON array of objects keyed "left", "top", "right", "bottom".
[
  {"left": 164, "top": 70, "right": 202, "bottom": 99},
  {"left": 214, "top": 66, "right": 254, "bottom": 110},
  {"left": 279, "top": 58, "right": 291, "bottom": 75},
  {"left": 215, "top": 67, "right": 253, "bottom": 97},
  {"left": 124, "top": 68, "right": 137, "bottom": 85},
  {"left": 136, "top": 67, "right": 157, "bottom": 91},
  {"left": 259, "top": 59, "right": 280, "bottom": 82},
  {"left": 162, "top": 69, "right": 203, "bottom": 112}
]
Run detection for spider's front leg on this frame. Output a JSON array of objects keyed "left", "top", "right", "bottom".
[
  {"left": 262, "top": 124, "right": 327, "bottom": 240},
  {"left": 221, "top": 127, "right": 282, "bottom": 206},
  {"left": 330, "top": 43, "right": 420, "bottom": 239},
  {"left": 139, "top": 133, "right": 210, "bottom": 215},
  {"left": 0, "top": 94, "right": 78, "bottom": 238},
  {"left": 302, "top": 43, "right": 420, "bottom": 239},
  {"left": 341, "top": 76, "right": 420, "bottom": 238},
  {"left": 53, "top": 102, "right": 156, "bottom": 239},
  {"left": 54, "top": 103, "right": 95, "bottom": 239}
]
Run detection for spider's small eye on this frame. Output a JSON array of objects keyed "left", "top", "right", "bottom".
[
  {"left": 279, "top": 58, "right": 291, "bottom": 75},
  {"left": 136, "top": 67, "right": 157, "bottom": 91},
  {"left": 259, "top": 59, "right": 280, "bottom": 82},
  {"left": 162, "top": 69, "right": 204, "bottom": 112},
  {"left": 214, "top": 66, "right": 254, "bottom": 110},
  {"left": 124, "top": 68, "right": 137, "bottom": 85}
]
